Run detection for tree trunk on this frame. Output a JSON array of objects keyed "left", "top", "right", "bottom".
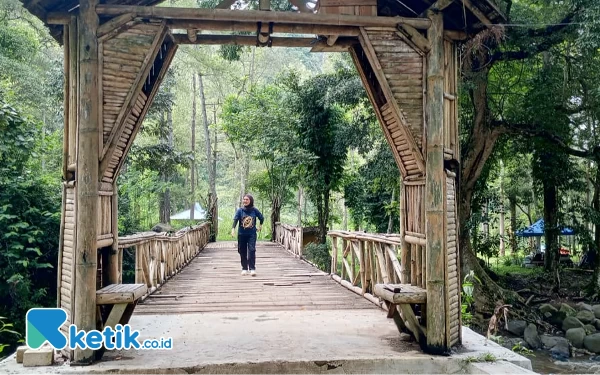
[
  {"left": 190, "top": 73, "right": 197, "bottom": 220},
  {"left": 271, "top": 195, "right": 281, "bottom": 240},
  {"left": 592, "top": 166, "right": 600, "bottom": 292},
  {"left": 198, "top": 73, "right": 218, "bottom": 240},
  {"left": 458, "top": 66, "right": 522, "bottom": 319},
  {"left": 321, "top": 190, "right": 330, "bottom": 244},
  {"left": 297, "top": 186, "right": 303, "bottom": 226},
  {"left": 543, "top": 180, "right": 560, "bottom": 290},
  {"left": 387, "top": 187, "right": 395, "bottom": 234},
  {"left": 159, "top": 110, "right": 173, "bottom": 224},
  {"left": 509, "top": 198, "right": 517, "bottom": 254}
]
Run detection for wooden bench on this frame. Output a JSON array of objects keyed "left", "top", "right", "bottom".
[
  {"left": 95, "top": 284, "right": 147, "bottom": 359},
  {"left": 96, "top": 284, "right": 147, "bottom": 332},
  {"left": 374, "top": 283, "right": 427, "bottom": 347}
]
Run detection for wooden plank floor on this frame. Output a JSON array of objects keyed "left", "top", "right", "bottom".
[{"left": 135, "top": 241, "right": 377, "bottom": 314}]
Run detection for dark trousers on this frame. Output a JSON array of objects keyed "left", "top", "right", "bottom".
[{"left": 238, "top": 233, "right": 257, "bottom": 270}]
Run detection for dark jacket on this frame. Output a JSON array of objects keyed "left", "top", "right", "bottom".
[{"left": 233, "top": 207, "right": 264, "bottom": 236}]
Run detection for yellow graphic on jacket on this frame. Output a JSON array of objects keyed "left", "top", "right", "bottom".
[{"left": 242, "top": 215, "right": 254, "bottom": 229}]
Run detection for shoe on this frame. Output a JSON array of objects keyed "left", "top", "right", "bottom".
[
  {"left": 241, "top": 270, "right": 248, "bottom": 276},
  {"left": 250, "top": 270, "right": 256, "bottom": 277}
]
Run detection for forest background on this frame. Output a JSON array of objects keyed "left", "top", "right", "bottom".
[{"left": 2, "top": 0, "right": 600, "bottom": 360}]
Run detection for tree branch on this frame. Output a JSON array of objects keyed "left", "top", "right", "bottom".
[
  {"left": 495, "top": 120, "right": 600, "bottom": 160},
  {"left": 491, "top": 11, "right": 579, "bottom": 63}
]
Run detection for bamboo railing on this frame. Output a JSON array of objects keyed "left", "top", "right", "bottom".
[
  {"left": 327, "top": 230, "right": 423, "bottom": 309},
  {"left": 274, "top": 222, "right": 303, "bottom": 257},
  {"left": 117, "top": 222, "right": 210, "bottom": 300}
]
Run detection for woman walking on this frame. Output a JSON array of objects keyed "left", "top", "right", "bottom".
[{"left": 231, "top": 194, "right": 264, "bottom": 276}]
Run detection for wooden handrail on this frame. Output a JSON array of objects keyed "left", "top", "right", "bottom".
[
  {"left": 327, "top": 230, "right": 425, "bottom": 309},
  {"left": 273, "top": 222, "right": 303, "bottom": 258},
  {"left": 117, "top": 223, "right": 211, "bottom": 299}
]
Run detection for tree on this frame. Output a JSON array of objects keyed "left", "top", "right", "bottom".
[{"left": 221, "top": 78, "right": 304, "bottom": 239}]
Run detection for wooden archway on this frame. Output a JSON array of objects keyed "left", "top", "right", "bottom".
[{"left": 20, "top": 0, "right": 505, "bottom": 364}]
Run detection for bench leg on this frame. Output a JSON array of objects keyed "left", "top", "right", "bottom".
[
  {"left": 399, "top": 304, "right": 427, "bottom": 347},
  {"left": 105, "top": 303, "right": 128, "bottom": 329}
]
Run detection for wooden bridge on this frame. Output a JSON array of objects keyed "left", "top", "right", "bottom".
[{"left": 15, "top": 0, "right": 507, "bottom": 366}]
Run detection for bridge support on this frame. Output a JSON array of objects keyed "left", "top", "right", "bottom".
[{"left": 73, "top": 0, "right": 100, "bottom": 365}]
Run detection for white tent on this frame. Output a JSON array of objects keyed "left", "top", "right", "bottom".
[{"left": 170, "top": 203, "right": 207, "bottom": 220}]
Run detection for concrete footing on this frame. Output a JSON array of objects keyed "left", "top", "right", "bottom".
[{"left": 0, "top": 310, "right": 535, "bottom": 374}]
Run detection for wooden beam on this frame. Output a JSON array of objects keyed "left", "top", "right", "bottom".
[
  {"left": 113, "top": 42, "right": 179, "bottom": 179},
  {"left": 430, "top": 0, "right": 454, "bottom": 12},
  {"left": 396, "top": 25, "right": 430, "bottom": 53},
  {"left": 326, "top": 35, "right": 339, "bottom": 46},
  {"left": 169, "top": 20, "right": 360, "bottom": 36},
  {"left": 459, "top": 0, "right": 492, "bottom": 27},
  {"left": 100, "top": 22, "right": 168, "bottom": 177},
  {"left": 96, "top": 5, "right": 432, "bottom": 29},
  {"left": 443, "top": 30, "right": 468, "bottom": 41},
  {"left": 172, "top": 34, "right": 357, "bottom": 49},
  {"left": 73, "top": 0, "right": 99, "bottom": 365},
  {"left": 97, "top": 13, "right": 135, "bottom": 38},
  {"left": 358, "top": 28, "right": 426, "bottom": 174},
  {"left": 47, "top": 12, "right": 71, "bottom": 24},
  {"left": 425, "top": 9, "right": 447, "bottom": 355}
]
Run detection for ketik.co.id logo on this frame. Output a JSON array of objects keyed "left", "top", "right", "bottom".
[{"left": 26, "top": 308, "right": 172, "bottom": 350}]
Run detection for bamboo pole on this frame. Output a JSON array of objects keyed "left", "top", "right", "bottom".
[
  {"left": 73, "top": 0, "right": 99, "bottom": 365},
  {"left": 109, "top": 183, "right": 119, "bottom": 284},
  {"left": 172, "top": 34, "right": 357, "bottom": 50},
  {"left": 95, "top": 5, "right": 432, "bottom": 29},
  {"left": 425, "top": 9, "right": 447, "bottom": 354},
  {"left": 169, "top": 20, "right": 360, "bottom": 36}
]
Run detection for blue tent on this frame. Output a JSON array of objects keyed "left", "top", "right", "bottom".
[{"left": 515, "top": 219, "right": 575, "bottom": 237}]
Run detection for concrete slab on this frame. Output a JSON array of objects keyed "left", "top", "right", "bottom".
[{"left": 0, "top": 309, "right": 534, "bottom": 374}]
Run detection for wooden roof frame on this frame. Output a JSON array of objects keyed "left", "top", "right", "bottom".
[{"left": 21, "top": 0, "right": 506, "bottom": 43}]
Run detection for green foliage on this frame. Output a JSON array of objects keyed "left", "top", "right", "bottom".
[
  {"left": 303, "top": 242, "right": 331, "bottom": 273},
  {"left": 0, "top": 94, "right": 60, "bottom": 352},
  {"left": 0, "top": 316, "right": 22, "bottom": 357},
  {"left": 512, "top": 341, "right": 535, "bottom": 357},
  {"left": 461, "top": 270, "right": 481, "bottom": 327}
]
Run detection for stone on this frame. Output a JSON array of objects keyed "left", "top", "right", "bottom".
[
  {"left": 577, "top": 302, "right": 593, "bottom": 312},
  {"left": 566, "top": 328, "right": 587, "bottom": 349},
  {"left": 585, "top": 333, "right": 600, "bottom": 353},
  {"left": 561, "top": 303, "right": 577, "bottom": 317},
  {"left": 524, "top": 323, "right": 542, "bottom": 349},
  {"left": 507, "top": 320, "right": 528, "bottom": 336},
  {"left": 15, "top": 346, "right": 27, "bottom": 364},
  {"left": 586, "top": 324, "right": 598, "bottom": 334},
  {"left": 540, "top": 303, "right": 558, "bottom": 314},
  {"left": 594, "top": 305, "right": 600, "bottom": 319},
  {"left": 551, "top": 339, "right": 571, "bottom": 361},
  {"left": 577, "top": 310, "right": 596, "bottom": 325},
  {"left": 540, "top": 334, "right": 559, "bottom": 349},
  {"left": 563, "top": 316, "right": 585, "bottom": 331},
  {"left": 22, "top": 348, "right": 54, "bottom": 367}
]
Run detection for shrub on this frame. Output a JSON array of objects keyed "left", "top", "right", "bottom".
[{"left": 303, "top": 242, "right": 331, "bottom": 273}]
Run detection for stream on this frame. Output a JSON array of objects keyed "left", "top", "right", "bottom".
[{"left": 529, "top": 351, "right": 600, "bottom": 374}]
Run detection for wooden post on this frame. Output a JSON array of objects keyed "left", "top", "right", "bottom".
[
  {"left": 425, "top": 9, "right": 447, "bottom": 354},
  {"left": 73, "top": 0, "right": 99, "bottom": 365},
  {"left": 109, "top": 183, "right": 119, "bottom": 284}
]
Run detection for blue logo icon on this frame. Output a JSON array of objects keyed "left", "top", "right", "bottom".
[{"left": 26, "top": 308, "right": 68, "bottom": 349}]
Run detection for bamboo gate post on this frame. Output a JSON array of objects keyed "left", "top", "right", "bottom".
[
  {"left": 425, "top": 9, "right": 446, "bottom": 354},
  {"left": 73, "top": 0, "right": 100, "bottom": 365}
]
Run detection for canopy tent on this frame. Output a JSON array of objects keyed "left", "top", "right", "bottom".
[
  {"left": 515, "top": 218, "right": 575, "bottom": 237},
  {"left": 170, "top": 203, "right": 207, "bottom": 220}
]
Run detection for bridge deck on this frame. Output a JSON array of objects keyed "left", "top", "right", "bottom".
[{"left": 135, "top": 241, "right": 376, "bottom": 314}]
